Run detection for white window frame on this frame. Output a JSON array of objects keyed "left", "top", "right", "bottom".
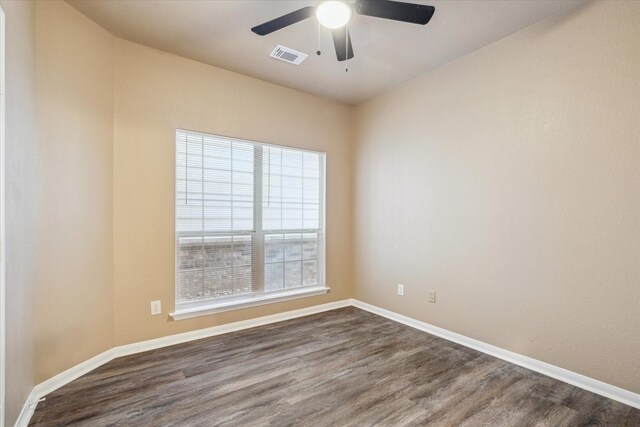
[{"left": 171, "top": 130, "right": 328, "bottom": 320}]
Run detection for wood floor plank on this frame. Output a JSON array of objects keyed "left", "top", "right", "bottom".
[{"left": 29, "top": 307, "right": 640, "bottom": 426}]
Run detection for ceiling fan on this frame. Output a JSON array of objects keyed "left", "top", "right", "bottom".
[{"left": 251, "top": 0, "right": 435, "bottom": 62}]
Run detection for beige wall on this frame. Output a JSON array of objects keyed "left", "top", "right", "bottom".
[
  {"left": 353, "top": 1, "right": 640, "bottom": 394},
  {"left": 34, "top": 0, "right": 114, "bottom": 382},
  {"left": 113, "top": 39, "right": 353, "bottom": 345},
  {"left": 1, "top": 0, "right": 36, "bottom": 424}
]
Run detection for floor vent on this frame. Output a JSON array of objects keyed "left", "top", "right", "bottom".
[{"left": 270, "top": 45, "right": 308, "bottom": 65}]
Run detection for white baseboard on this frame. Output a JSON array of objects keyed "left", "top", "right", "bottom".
[
  {"left": 34, "top": 349, "right": 117, "bottom": 400},
  {"left": 115, "top": 298, "right": 350, "bottom": 358},
  {"left": 14, "top": 387, "right": 38, "bottom": 427},
  {"left": 351, "top": 299, "right": 640, "bottom": 410},
  {"left": 16, "top": 297, "right": 639, "bottom": 427}
]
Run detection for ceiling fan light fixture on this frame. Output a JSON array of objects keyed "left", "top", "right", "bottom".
[{"left": 315, "top": 1, "right": 353, "bottom": 29}]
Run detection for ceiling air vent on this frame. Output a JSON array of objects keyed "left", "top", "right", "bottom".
[{"left": 270, "top": 45, "right": 308, "bottom": 65}]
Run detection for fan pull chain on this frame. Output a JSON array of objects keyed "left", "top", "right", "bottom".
[
  {"left": 345, "top": 25, "right": 349, "bottom": 72},
  {"left": 316, "top": 21, "right": 321, "bottom": 56}
]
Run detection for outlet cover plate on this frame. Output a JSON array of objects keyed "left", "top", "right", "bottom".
[
  {"left": 151, "top": 300, "right": 162, "bottom": 315},
  {"left": 427, "top": 290, "right": 436, "bottom": 303}
]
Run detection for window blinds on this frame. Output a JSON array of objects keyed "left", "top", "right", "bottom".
[{"left": 175, "top": 130, "right": 325, "bottom": 307}]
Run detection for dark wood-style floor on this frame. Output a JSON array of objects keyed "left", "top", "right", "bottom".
[{"left": 30, "top": 307, "right": 639, "bottom": 426}]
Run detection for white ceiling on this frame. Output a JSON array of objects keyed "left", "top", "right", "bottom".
[{"left": 67, "top": 0, "right": 584, "bottom": 105}]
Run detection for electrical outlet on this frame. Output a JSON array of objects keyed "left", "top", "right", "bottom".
[
  {"left": 150, "top": 300, "right": 162, "bottom": 315},
  {"left": 427, "top": 290, "right": 436, "bottom": 303},
  {"left": 397, "top": 284, "right": 404, "bottom": 296}
]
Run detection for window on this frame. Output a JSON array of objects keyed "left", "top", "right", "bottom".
[{"left": 173, "top": 130, "right": 327, "bottom": 318}]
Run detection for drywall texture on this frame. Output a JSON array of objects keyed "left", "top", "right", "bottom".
[
  {"left": 0, "top": 0, "right": 36, "bottom": 424},
  {"left": 34, "top": 0, "right": 114, "bottom": 383},
  {"left": 353, "top": 1, "right": 640, "bottom": 394},
  {"left": 113, "top": 39, "right": 353, "bottom": 345}
]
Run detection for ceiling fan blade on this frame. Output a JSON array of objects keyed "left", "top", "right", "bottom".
[
  {"left": 251, "top": 7, "right": 315, "bottom": 36},
  {"left": 355, "top": 0, "right": 435, "bottom": 25},
  {"left": 332, "top": 27, "right": 354, "bottom": 62}
]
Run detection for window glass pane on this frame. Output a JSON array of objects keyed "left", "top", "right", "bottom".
[
  {"left": 263, "top": 147, "right": 321, "bottom": 231},
  {"left": 265, "top": 263, "right": 284, "bottom": 292},
  {"left": 281, "top": 148, "right": 303, "bottom": 177},
  {"left": 233, "top": 266, "right": 252, "bottom": 295},
  {"left": 285, "top": 261, "right": 302, "bottom": 288},
  {"left": 262, "top": 233, "right": 319, "bottom": 293},
  {"left": 302, "top": 233, "right": 318, "bottom": 260},
  {"left": 282, "top": 207, "right": 303, "bottom": 230},
  {"left": 303, "top": 152, "right": 320, "bottom": 178},
  {"left": 303, "top": 260, "right": 318, "bottom": 286},
  {"left": 178, "top": 269, "right": 204, "bottom": 302},
  {"left": 265, "top": 234, "right": 284, "bottom": 264},
  {"left": 232, "top": 235, "right": 252, "bottom": 267},
  {"left": 284, "top": 233, "right": 302, "bottom": 261},
  {"left": 176, "top": 234, "right": 253, "bottom": 303},
  {"left": 204, "top": 236, "right": 233, "bottom": 269},
  {"left": 204, "top": 267, "right": 233, "bottom": 299},
  {"left": 176, "top": 132, "right": 254, "bottom": 234},
  {"left": 265, "top": 234, "right": 285, "bottom": 292}
]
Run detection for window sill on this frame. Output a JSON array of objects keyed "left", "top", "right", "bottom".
[{"left": 170, "top": 286, "right": 331, "bottom": 320}]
